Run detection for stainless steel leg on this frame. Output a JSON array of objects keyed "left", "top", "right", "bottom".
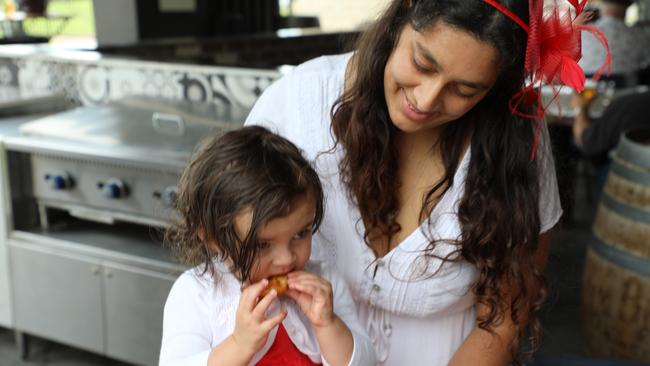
[
  {"left": 14, "top": 330, "right": 29, "bottom": 360},
  {"left": 37, "top": 202, "right": 49, "bottom": 229}
]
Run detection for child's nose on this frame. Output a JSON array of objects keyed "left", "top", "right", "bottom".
[{"left": 275, "top": 248, "right": 296, "bottom": 270}]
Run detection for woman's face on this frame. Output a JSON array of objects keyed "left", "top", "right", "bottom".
[{"left": 384, "top": 21, "right": 501, "bottom": 134}]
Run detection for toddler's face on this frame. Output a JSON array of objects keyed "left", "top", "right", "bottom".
[{"left": 234, "top": 196, "right": 315, "bottom": 283}]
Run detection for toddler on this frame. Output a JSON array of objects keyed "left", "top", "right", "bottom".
[{"left": 159, "top": 126, "right": 375, "bottom": 366}]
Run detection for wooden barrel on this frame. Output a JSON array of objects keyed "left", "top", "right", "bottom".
[{"left": 582, "top": 128, "right": 650, "bottom": 362}]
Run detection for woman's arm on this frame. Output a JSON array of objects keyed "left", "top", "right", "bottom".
[{"left": 448, "top": 230, "right": 554, "bottom": 366}]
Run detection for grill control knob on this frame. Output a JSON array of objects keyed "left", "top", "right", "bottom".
[
  {"left": 45, "top": 173, "right": 74, "bottom": 190},
  {"left": 160, "top": 186, "right": 178, "bottom": 208},
  {"left": 101, "top": 179, "right": 129, "bottom": 199}
]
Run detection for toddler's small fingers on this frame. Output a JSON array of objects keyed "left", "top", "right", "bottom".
[
  {"left": 262, "top": 310, "right": 287, "bottom": 331},
  {"left": 241, "top": 279, "right": 268, "bottom": 310},
  {"left": 252, "top": 289, "right": 277, "bottom": 319},
  {"left": 289, "top": 282, "right": 319, "bottom": 295}
]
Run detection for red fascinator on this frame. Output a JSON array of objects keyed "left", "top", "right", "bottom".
[{"left": 483, "top": 0, "right": 611, "bottom": 158}]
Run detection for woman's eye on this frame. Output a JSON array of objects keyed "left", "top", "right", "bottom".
[
  {"left": 412, "top": 57, "right": 429, "bottom": 72},
  {"left": 452, "top": 86, "right": 476, "bottom": 99},
  {"left": 255, "top": 242, "right": 271, "bottom": 250}
]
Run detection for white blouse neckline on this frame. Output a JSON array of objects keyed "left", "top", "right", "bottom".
[{"left": 354, "top": 145, "right": 471, "bottom": 262}]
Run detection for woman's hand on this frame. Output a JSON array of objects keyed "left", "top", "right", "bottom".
[
  {"left": 286, "top": 271, "right": 335, "bottom": 328},
  {"left": 232, "top": 279, "right": 287, "bottom": 358}
]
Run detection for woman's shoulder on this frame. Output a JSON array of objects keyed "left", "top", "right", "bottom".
[
  {"left": 245, "top": 53, "right": 351, "bottom": 159},
  {"left": 291, "top": 52, "right": 353, "bottom": 76},
  {"left": 256, "top": 52, "right": 351, "bottom": 96}
]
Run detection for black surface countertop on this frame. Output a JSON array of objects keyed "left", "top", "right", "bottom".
[
  {"left": 0, "top": 28, "right": 360, "bottom": 69},
  {"left": 97, "top": 28, "right": 361, "bottom": 68}
]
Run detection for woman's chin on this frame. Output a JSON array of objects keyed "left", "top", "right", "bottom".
[{"left": 391, "top": 117, "right": 440, "bottom": 134}]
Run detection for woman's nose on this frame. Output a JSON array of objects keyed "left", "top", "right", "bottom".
[{"left": 414, "top": 77, "right": 444, "bottom": 112}]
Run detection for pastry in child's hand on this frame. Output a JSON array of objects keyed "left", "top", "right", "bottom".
[{"left": 261, "top": 274, "right": 288, "bottom": 297}]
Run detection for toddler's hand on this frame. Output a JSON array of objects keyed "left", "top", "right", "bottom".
[
  {"left": 232, "top": 279, "right": 287, "bottom": 358},
  {"left": 286, "top": 271, "right": 335, "bottom": 328}
]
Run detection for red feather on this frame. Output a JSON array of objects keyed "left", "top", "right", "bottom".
[
  {"left": 559, "top": 58, "right": 586, "bottom": 91},
  {"left": 483, "top": 0, "right": 611, "bottom": 159},
  {"left": 567, "top": 0, "right": 588, "bottom": 15},
  {"left": 531, "top": 5, "right": 584, "bottom": 88},
  {"left": 578, "top": 24, "right": 612, "bottom": 81}
]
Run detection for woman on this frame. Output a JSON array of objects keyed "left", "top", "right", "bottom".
[{"left": 245, "top": 0, "right": 566, "bottom": 364}]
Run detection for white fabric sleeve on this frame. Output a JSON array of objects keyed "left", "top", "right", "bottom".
[
  {"left": 537, "top": 121, "right": 563, "bottom": 234},
  {"left": 322, "top": 264, "right": 377, "bottom": 366},
  {"left": 158, "top": 274, "right": 213, "bottom": 366}
]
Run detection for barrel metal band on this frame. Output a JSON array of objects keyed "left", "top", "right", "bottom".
[
  {"left": 590, "top": 234, "right": 650, "bottom": 278},
  {"left": 615, "top": 135, "right": 650, "bottom": 171},
  {"left": 610, "top": 159, "right": 650, "bottom": 186},
  {"left": 601, "top": 194, "right": 650, "bottom": 225}
]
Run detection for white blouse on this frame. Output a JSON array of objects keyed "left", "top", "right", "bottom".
[
  {"left": 245, "top": 53, "right": 563, "bottom": 365},
  {"left": 159, "top": 260, "right": 376, "bottom": 366}
]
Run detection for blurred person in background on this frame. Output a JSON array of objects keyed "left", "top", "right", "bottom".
[
  {"left": 571, "top": 90, "right": 650, "bottom": 193},
  {"left": 579, "top": 0, "right": 647, "bottom": 87}
]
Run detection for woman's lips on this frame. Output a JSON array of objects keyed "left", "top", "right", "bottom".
[{"left": 399, "top": 89, "right": 434, "bottom": 122}]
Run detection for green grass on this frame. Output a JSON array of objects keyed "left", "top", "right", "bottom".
[{"left": 20, "top": 0, "right": 94, "bottom": 37}]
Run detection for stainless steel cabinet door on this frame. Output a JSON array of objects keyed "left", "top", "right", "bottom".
[
  {"left": 9, "top": 241, "right": 104, "bottom": 353},
  {"left": 103, "top": 261, "right": 176, "bottom": 366}
]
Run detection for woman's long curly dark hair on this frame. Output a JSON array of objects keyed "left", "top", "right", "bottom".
[{"left": 332, "top": 0, "right": 545, "bottom": 361}]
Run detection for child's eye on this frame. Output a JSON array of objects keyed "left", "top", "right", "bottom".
[
  {"left": 255, "top": 242, "right": 271, "bottom": 251},
  {"left": 293, "top": 228, "right": 312, "bottom": 240}
]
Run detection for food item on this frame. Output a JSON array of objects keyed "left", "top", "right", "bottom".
[{"left": 261, "top": 274, "right": 288, "bottom": 297}]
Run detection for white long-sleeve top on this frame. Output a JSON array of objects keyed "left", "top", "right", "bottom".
[
  {"left": 244, "top": 53, "right": 563, "bottom": 365},
  {"left": 159, "top": 260, "right": 376, "bottom": 366}
]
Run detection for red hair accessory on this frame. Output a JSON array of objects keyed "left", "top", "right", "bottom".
[{"left": 483, "top": 0, "right": 611, "bottom": 159}]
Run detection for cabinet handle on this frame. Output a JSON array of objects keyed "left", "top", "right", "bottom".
[
  {"left": 91, "top": 266, "right": 100, "bottom": 275},
  {"left": 105, "top": 270, "right": 113, "bottom": 279}
]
